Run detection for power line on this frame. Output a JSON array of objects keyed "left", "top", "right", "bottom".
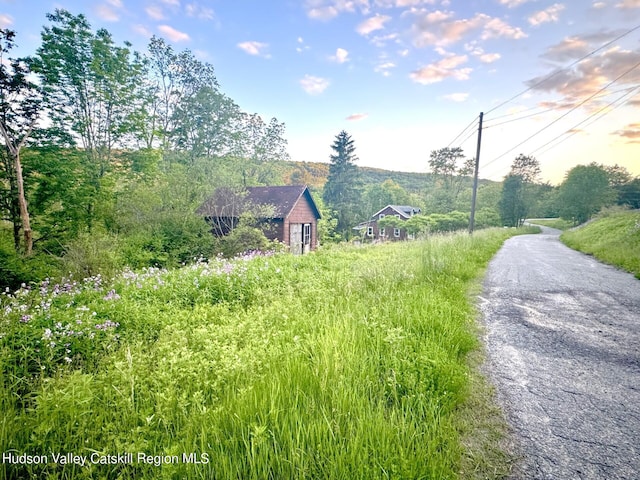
[
  {"left": 445, "top": 116, "right": 478, "bottom": 149},
  {"left": 530, "top": 85, "right": 640, "bottom": 157},
  {"left": 484, "top": 23, "right": 640, "bottom": 116},
  {"left": 482, "top": 86, "right": 636, "bottom": 129},
  {"left": 480, "top": 57, "right": 640, "bottom": 170}
]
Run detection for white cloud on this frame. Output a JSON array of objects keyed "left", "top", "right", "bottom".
[
  {"left": 357, "top": 14, "right": 391, "bottom": 35},
  {"left": 146, "top": 5, "right": 165, "bottom": 20},
  {"left": 186, "top": 3, "right": 215, "bottom": 20},
  {"left": 95, "top": 4, "right": 119, "bottom": 21},
  {"left": 497, "top": 0, "right": 533, "bottom": 7},
  {"left": 528, "top": 3, "right": 565, "bottom": 26},
  {"left": 330, "top": 47, "right": 349, "bottom": 63},
  {"left": 592, "top": 1, "right": 607, "bottom": 7},
  {"left": 158, "top": 25, "right": 190, "bottom": 42},
  {"left": 0, "top": 14, "right": 13, "bottom": 28},
  {"left": 132, "top": 24, "right": 152, "bottom": 37},
  {"left": 237, "top": 41, "right": 270, "bottom": 57},
  {"left": 107, "top": 0, "right": 123, "bottom": 7},
  {"left": 375, "top": 61, "right": 396, "bottom": 76},
  {"left": 346, "top": 113, "right": 369, "bottom": 121},
  {"left": 300, "top": 75, "right": 330, "bottom": 95},
  {"left": 399, "top": 48, "right": 410, "bottom": 57},
  {"left": 305, "top": 0, "right": 370, "bottom": 19},
  {"left": 479, "top": 52, "right": 501, "bottom": 63},
  {"left": 443, "top": 92, "right": 469, "bottom": 102},
  {"left": 160, "top": 0, "right": 181, "bottom": 5},
  {"left": 410, "top": 54, "right": 472, "bottom": 84}
]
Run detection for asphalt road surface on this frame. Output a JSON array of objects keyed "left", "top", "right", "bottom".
[{"left": 479, "top": 226, "right": 640, "bottom": 480}]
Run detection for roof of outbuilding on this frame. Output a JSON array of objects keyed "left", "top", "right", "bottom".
[{"left": 197, "top": 185, "right": 321, "bottom": 219}]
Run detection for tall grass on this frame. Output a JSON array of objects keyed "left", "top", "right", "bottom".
[
  {"left": 561, "top": 208, "right": 640, "bottom": 278},
  {"left": 1, "top": 229, "right": 527, "bottom": 479}
]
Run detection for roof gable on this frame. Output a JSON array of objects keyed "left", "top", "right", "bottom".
[
  {"left": 371, "top": 205, "right": 421, "bottom": 219},
  {"left": 198, "top": 185, "right": 321, "bottom": 220}
]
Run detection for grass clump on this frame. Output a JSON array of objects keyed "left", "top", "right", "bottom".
[
  {"left": 1, "top": 229, "right": 529, "bottom": 479},
  {"left": 561, "top": 208, "right": 640, "bottom": 278}
]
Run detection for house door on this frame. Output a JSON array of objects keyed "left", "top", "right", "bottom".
[{"left": 289, "top": 223, "right": 303, "bottom": 255}]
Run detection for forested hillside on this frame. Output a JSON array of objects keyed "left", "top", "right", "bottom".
[{"left": 1, "top": 9, "right": 639, "bottom": 290}]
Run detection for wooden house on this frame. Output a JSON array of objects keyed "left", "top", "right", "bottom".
[
  {"left": 198, "top": 185, "right": 321, "bottom": 254},
  {"left": 354, "top": 205, "right": 421, "bottom": 241}
]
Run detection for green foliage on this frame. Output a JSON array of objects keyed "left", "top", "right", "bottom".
[
  {"left": 0, "top": 230, "right": 526, "bottom": 479},
  {"left": 0, "top": 231, "right": 60, "bottom": 289},
  {"left": 561, "top": 208, "right": 640, "bottom": 278},
  {"left": 426, "top": 211, "right": 470, "bottom": 233},
  {"left": 214, "top": 225, "right": 274, "bottom": 257},
  {"left": 499, "top": 174, "right": 526, "bottom": 227},
  {"left": 557, "top": 163, "right": 616, "bottom": 224},
  {"left": 322, "top": 130, "right": 363, "bottom": 238},
  {"left": 526, "top": 217, "right": 573, "bottom": 231}
]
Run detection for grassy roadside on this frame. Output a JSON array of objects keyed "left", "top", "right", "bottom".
[
  {"left": 526, "top": 218, "right": 573, "bottom": 230},
  {"left": 1, "top": 228, "right": 535, "bottom": 479},
  {"left": 560, "top": 209, "right": 640, "bottom": 279}
]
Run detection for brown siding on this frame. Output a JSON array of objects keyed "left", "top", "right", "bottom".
[
  {"left": 370, "top": 206, "right": 411, "bottom": 241},
  {"left": 286, "top": 194, "right": 319, "bottom": 251}
]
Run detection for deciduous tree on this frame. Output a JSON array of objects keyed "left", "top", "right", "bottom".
[{"left": 0, "top": 29, "right": 41, "bottom": 254}]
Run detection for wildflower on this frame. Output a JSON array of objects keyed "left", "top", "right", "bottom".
[
  {"left": 43, "top": 328, "right": 52, "bottom": 340},
  {"left": 64, "top": 356, "right": 72, "bottom": 363},
  {"left": 103, "top": 289, "right": 121, "bottom": 301},
  {"left": 95, "top": 320, "right": 120, "bottom": 330},
  {"left": 20, "top": 315, "right": 32, "bottom": 323}
]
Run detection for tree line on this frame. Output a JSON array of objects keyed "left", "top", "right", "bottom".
[{"left": 1, "top": 9, "right": 638, "bottom": 289}]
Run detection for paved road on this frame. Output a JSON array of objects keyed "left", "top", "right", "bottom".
[{"left": 479, "top": 226, "right": 640, "bottom": 479}]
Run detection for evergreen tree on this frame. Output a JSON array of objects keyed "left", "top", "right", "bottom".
[
  {"left": 499, "top": 174, "right": 526, "bottom": 227},
  {"left": 322, "top": 130, "right": 362, "bottom": 238}
]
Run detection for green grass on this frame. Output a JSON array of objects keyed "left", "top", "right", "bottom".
[
  {"left": 1, "top": 229, "right": 532, "bottom": 479},
  {"left": 526, "top": 218, "right": 573, "bottom": 231},
  {"left": 561, "top": 209, "right": 640, "bottom": 278}
]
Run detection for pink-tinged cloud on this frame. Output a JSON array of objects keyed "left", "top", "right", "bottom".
[
  {"left": 300, "top": 75, "right": 330, "bottom": 95},
  {"left": 528, "top": 48, "right": 640, "bottom": 104},
  {"left": 410, "top": 54, "right": 472, "bottom": 84},
  {"left": 357, "top": 14, "right": 391, "bottom": 35},
  {"left": 612, "top": 123, "right": 640, "bottom": 141},
  {"left": 346, "top": 113, "right": 368, "bottom": 121},
  {"left": 0, "top": 14, "right": 13, "bottom": 28},
  {"left": 592, "top": 1, "right": 606, "bottom": 7},
  {"left": 479, "top": 52, "right": 501, "bottom": 63},
  {"left": 237, "top": 41, "right": 270, "bottom": 57},
  {"left": 375, "top": 61, "right": 396, "bottom": 76},
  {"left": 158, "top": 25, "right": 190, "bottom": 42},
  {"left": 160, "top": 0, "right": 181, "bottom": 5},
  {"left": 95, "top": 4, "right": 119, "bottom": 22},
  {"left": 412, "top": 11, "right": 526, "bottom": 47},
  {"left": 107, "top": 0, "right": 123, "bottom": 7},
  {"left": 308, "top": 6, "right": 339, "bottom": 19},
  {"left": 616, "top": 0, "right": 640, "bottom": 7},
  {"left": 146, "top": 5, "right": 165, "bottom": 20},
  {"left": 528, "top": 3, "right": 565, "bottom": 26}
]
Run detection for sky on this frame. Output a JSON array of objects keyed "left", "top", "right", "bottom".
[{"left": 1, "top": 0, "right": 639, "bottom": 184}]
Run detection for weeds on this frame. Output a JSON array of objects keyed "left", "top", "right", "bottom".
[{"left": 1, "top": 230, "right": 525, "bottom": 479}]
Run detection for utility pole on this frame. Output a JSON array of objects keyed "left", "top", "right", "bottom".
[{"left": 468, "top": 111, "right": 483, "bottom": 234}]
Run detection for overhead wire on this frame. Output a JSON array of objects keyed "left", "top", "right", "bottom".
[
  {"left": 444, "top": 116, "right": 478, "bottom": 149},
  {"left": 479, "top": 57, "right": 640, "bottom": 170},
  {"left": 530, "top": 85, "right": 640, "bottom": 157},
  {"left": 483, "top": 23, "right": 640, "bottom": 117}
]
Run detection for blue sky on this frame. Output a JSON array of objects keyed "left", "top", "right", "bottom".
[{"left": 1, "top": 0, "right": 639, "bottom": 183}]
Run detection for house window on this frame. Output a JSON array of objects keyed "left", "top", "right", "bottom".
[
  {"left": 367, "top": 226, "right": 374, "bottom": 236},
  {"left": 394, "top": 228, "right": 401, "bottom": 237},
  {"left": 379, "top": 213, "right": 385, "bottom": 219},
  {"left": 303, "top": 224, "right": 311, "bottom": 245},
  {"left": 379, "top": 228, "right": 385, "bottom": 236}
]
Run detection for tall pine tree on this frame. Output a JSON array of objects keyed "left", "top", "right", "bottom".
[{"left": 322, "top": 130, "right": 362, "bottom": 238}]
